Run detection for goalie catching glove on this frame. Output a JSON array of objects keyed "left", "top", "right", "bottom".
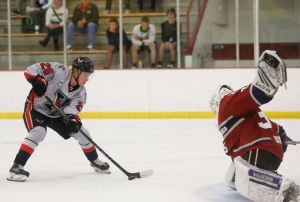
[
  {"left": 254, "top": 50, "right": 287, "bottom": 96},
  {"left": 31, "top": 75, "right": 48, "bottom": 97},
  {"left": 64, "top": 114, "right": 82, "bottom": 133}
]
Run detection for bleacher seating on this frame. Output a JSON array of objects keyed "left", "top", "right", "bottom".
[{"left": 0, "top": 0, "right": 188, "bottom": 70}]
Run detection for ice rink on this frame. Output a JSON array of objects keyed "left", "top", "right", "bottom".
[{"left": 1, "top": 119, "right": 299, "bottom": 202}]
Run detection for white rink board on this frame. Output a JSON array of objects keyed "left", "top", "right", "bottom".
[{"left": 0, "top": 68, "right": 299, "bottom": 112}]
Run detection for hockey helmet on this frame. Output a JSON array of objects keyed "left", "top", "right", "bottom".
[
  {"left": 209, "top": 85, "right": 233, "bottom": 113},
  {"left": 72, "top": 57, "right": 94, "bottom": 73}
]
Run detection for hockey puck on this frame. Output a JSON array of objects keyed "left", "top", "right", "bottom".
[{"left": 128, "top": 176, "right": 136, "bottom": 180}]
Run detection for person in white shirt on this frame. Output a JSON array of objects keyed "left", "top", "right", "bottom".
[
  {"left": 131, "top": 16, "right": 157, "bottom": 68},
  {"left": 30, "top": 0, "right": 54, "bottom": 33},
  {"left": 38, "top": 0, "right": 68, "bottom": 51}
]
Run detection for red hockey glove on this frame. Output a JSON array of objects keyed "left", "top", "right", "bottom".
[
  {"left": 31, "top": 75, "right": 47, "bottom": 97},
  {"left": 65, "top": 114, "right": 82, "bottom": 133}
]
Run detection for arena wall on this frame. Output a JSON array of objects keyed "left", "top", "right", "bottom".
[{"left": 1, "top": 68, "right": 299, "bottom": 119}]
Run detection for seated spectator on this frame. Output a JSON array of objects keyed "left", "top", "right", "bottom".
[
  {"left": 131, "top": 16, "right": 157, "bottom": 68},
  {"left": 157, "top": 7, "right": 178, "bottom": 68},
  {"left": 38, "top": 0, "right": 68, "bottom": 51},
  {"left": 30, "top": 0, "right": 54, "bottom": 33},
  {"left": 104, "top": 0, "right": 131, "bottom": 14},
  {"left": 138, "top": 0, "right": 156, "bottom": 12},
  {"left": 12, "top": 0, "right": 27, "bottom": 14},
  {"left": 66, "top": 0, "right": 99, "bottom": 50},
  {"left": 105, "top": 17, "right": 132, "bottom": 69}
]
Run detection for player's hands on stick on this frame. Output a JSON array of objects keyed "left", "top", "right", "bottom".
[
  {"left": 31, "top": 75, "right": 47, "bottom": 97},
  {"left": 64, "top": 114, "right": 82, "bottom": 133}
]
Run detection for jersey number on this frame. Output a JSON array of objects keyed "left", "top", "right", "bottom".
[
  {"left": 258, "top": 111, "right": 272, "bottom": 129},
  {"left": 40, "top": 63, "right": 53, "bottom": 76}
]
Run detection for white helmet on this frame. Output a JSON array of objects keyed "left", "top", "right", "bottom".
[{"left": 209, "top": 85, "right": 233, "bottom": 113}]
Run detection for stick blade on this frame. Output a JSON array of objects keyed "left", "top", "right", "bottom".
[
  {"left": 128, "top": 169, "right": 154, "bottom": 180},
  {"left": 139, "top": 169, "right": 154, "bottom": 178},
  {"left": 285, "top": 140, "right": 300, "bottom": 145}
]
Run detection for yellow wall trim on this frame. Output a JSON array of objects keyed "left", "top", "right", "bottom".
[{"left": 1, "top": 111, "right": 300, "bottom": 119}]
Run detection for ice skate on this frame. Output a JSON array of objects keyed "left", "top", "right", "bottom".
[
  {"left": 90, "top": 159, "right": 111, "bottom": 174},
  {"left": 7, "top": 163, "right": 30, "bottom": 182}
]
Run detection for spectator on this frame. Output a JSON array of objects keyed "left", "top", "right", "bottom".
[
  {"left": 104, "top": 0, "right": 131, "bottom": 14},
  {"left": 38, "top": 0, "right": 68, "bottom": 51},
  {"left": 131, "top": 16, "right": 156, "bottom": 68},
  {"left": 67, "top": 0, "right": 99, "bottom": 50},
  {"left": 12, "top": 0, "right": 27, "bottom": 14},
  {"left": 105, "top": 17, "right": 132, "bottom": 69},
  {"left": 30, "top": 0, "right": 54, "bottom": 33},
  {"left": 157, "top": 7, "right": 177, "bottom": 68},
  {"left": 138, "top": 0, "right": 156, "bottom": 12}
]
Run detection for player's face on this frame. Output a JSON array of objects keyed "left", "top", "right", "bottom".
[
  {"left": 109, "top": 22, "right": 118, "bottom": 32},
  {"left": 167, "top": 12, "right": 175, "bottom": 21},
  {"left": 53, "top": 0, "right": 62, "bottom": 7},
  {"left": 82, "top": 0, "right": 89, "bottom": 7},
  {"left": 78, "top": 72, "right": 90, "bottom": 86},
  {"left": 141, "top": 22, "right": 149, "bottom": 31}
]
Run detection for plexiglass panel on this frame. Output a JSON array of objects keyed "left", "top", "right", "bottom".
[
  {"left": 1, "top": 0, "right": 299, "bottom": 70},
  {"left": 259, "top": 0, "right": 300, "bottom": 67}
]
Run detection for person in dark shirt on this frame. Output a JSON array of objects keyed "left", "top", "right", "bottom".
[
  {"left": 157, "top": 8, "right": 177, "bottom": 68},
  {"left": 105, "top": 17, "right": 132, "bottom": 69},
  {"left": 66, "top": 0, "right": 99, "bottom": 50},
  {"left": 104, "top": 0, "right": 131, "bottom": 14},
  {"left": 138, "top": 0, "right": 156, "bottom": 12}
]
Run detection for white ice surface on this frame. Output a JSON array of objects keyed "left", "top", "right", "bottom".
[{"left": 0, "top": 119, "right": 299, "bottom": 202}]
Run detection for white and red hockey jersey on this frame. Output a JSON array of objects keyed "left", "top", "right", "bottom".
[
  {"left": 24, "top": 62, "right": 86, "bottom": 118},
  {"left": 217, "top": 84, "right": 284, "bottom": 161}
]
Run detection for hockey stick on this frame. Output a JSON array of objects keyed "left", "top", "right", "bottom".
[
  {"left": 285, "top": 140, "right": 300, "bottom": 145},
  {"left": 45, "top": 96, "right": 153, "bottom": 180}
]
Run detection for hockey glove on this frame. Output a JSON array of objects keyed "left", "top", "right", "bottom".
[
  {"left": 254, "top": 50, "right": 287, "bottom": 96},
  {"left": 31, "top": 75, "right": 47, "bottom": 97},
  {"left": 278, "top": 125, "right": 289, "bottom": 152},
  {"left": 65, "top": 114, "right": 82, "bottom": 133}
]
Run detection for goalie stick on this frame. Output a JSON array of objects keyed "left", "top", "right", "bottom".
[
  {"left": 285, "top": 140, "right": 300, "bottom": 145},
  {"left": 45, "top": 96, "right": 153, "bottom": 180}
]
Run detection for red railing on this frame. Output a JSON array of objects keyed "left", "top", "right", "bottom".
[{"left": 186, "top": 0, "right": 208, "bottom": 55}]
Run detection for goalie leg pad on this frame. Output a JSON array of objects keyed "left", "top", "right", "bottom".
[
  {"left": 254, "top": 50, "right": 287, "bottom": 96},
  {"left": 233, "top": 156, "right": 299, "bottom": 202},
  {"left": 225, "top": 162, "right": 236, "bottom": 189}
]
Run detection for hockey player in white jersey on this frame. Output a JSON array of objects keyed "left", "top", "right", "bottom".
[{"left": 7, "top": 57, "right": 110, "bottom": 182}]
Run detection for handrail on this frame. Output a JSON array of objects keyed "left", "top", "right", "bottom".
[
  {"left": 186, "top": 0, "right": 208, "bottom": 55},
  {"left": 10, "top": 12, "right": 187, "bottom": 20}
]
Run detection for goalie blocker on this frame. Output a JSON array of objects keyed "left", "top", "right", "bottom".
[{"left": 232, "top": 157, "right": 300, "bottom": 202}]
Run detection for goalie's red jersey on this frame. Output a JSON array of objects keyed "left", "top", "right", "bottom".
[{"left": 218, "top": 84, "right": 284, "bottom": 160}]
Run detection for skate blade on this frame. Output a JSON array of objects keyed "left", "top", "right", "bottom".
[
  {"left": 7, "top": 173, "right": 27, "bottom": 182},
  {"left": 93, "top": 167, "right": 111, "bottom": 174}
]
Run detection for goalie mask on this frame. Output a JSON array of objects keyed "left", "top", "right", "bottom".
[{"left": 209, "top": 85, "right": 233, "bottom": 113}]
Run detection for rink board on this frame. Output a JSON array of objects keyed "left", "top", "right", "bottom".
[{"left": 0, "top": 68, "right": 299, "bottom": 119}]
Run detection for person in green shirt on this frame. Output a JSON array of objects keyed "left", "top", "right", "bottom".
[{"left": 66, "top": 0, "right": 99, "bottom": 50}]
